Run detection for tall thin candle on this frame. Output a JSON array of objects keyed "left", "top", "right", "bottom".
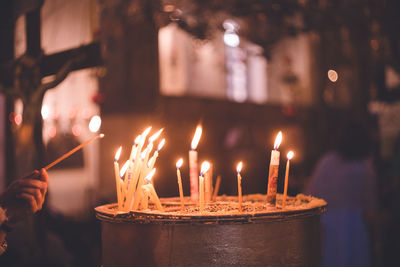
[
  {"left": 124, "top": 127, "right": 152, "bottom": 212},
  {"left": 176, "top": 158, "right": 185, "bottom": 211},
  {"left": 199, "top": 161, "right": 210, "bottom": 213},
  {"left": 237, "top": 161, "right": 243, "bottom": 213},
  {"left": 189, "top": 125, "right": 202, "bottom": 201},
  {"left": 282, "top": 151, "right": 294, "bottom": 210},
  {"left": 129, "top": 135, "right": 141, "bottom": 161},
  {"left": 212, "top": 175, "right": 221, "bottom": 201},
  {"left": 114, "top": 147, "right": 122, "bottom": 210}
]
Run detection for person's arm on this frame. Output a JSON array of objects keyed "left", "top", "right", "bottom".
[{"left": 0, "top": 169, "right": 49, "bottom": 255}]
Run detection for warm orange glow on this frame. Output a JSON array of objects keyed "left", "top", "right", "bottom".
[
  {"left": 145, "top": 168, "right": 156, "bottom": 183},
  {"left": 191, "top": 125, "right": 202, "bottom": 150},
  {"left": 100, "top": 133, "right": 105, "bottom": 138},
  {"left": 149, "top": 128, "right": 164, "bottom": 143},
  {"left": 114, "top": 146, "right": 122, "bottom": 161},
  {"left": 157, "top": 138, "right": 166, "bottom": 151},
  {"left": 236, "top": 161, "right": 243, "bottom": 173},
  {"left": 274, "top": 131, "right": 282, "bottom": 150},
  {"left": 200, "top": 161, "right": 211, "bottom": 176},
  {"left": 287, "top": 151, "right": 294, "bottom": 160},
  {"left": 176, "top": 158, "right": 183, "bottom": 169},
  {"left": 119, "top": 160, "right": 129, "bottom": 177}
]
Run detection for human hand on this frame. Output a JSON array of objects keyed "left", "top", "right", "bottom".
[{"left": 0, "top": 169, "right": 49, "bottom": 226}]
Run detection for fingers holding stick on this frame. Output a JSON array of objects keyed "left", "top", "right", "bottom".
[{"left": 19, "top": 193, "right": 39, "bottom": 213}]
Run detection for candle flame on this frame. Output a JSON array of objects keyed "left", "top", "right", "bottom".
[
  {"left": 157, "top": 138, "right": 165, "bottom": 151},
  {"left": 119, "top": 160, "right": 129, "bottom": 177},
  {"left": 200, "top": 161, "right": 210, "bottom": 176},
  {"left": 176, "top": 158, "right": 183, "bottom": 169},
  {"left": 145, "top": 168, "right": 156, "bottom": 183},
  {"left": 114, "top": 146, "right": 122, "bottom": 161},
  {"left": 100, "top": 133, "right": 105, "bottom": 138},
  {"left": 142, "top": 127, "right": 152, "bottom": 140},
  {"left": 134, "top": 135, "right": 141, "bottom": 145},
  {"left": 149, "top": 128, "right": 164, "bottom": 143},
  {"left": 191, "top": 125, "right": 202, "bottom": 150},
  {"left": 236, "top": 161, "right": 243, "bottom": 173},
  {"left": 273, "top": 131, "right": 282, "bottom": 150},
  {"left": 287, "top": 151, "right": 294, "bottom": 160}
]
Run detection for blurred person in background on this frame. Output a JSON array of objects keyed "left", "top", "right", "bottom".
[{"left": 306, "top": 119, "right": 378, "bottom": 267}]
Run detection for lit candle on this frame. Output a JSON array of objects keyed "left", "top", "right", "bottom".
[
  {"left": 139, "top": 128, "right": 163, "bottom": 178},
  {"left": 136, "top": 127, "right": 151, "bottom": 154},
  {"left": 266, "top": 131, "right": 282, "bottom": 206},
  {"left": 204, "top": 163, "right": 213, "bottom": 203},
  {"left": 176, "top": 158, "right": 185, "bottom": 211},
  {"left": 119, "top": 160, "right": 129, "bottom": 177},
  {"left": 189, "top": 125, "right": 202, "bottom": 201},
  {"left": 127, "top": 128, "right": 163, "bottom": 211},
  {"left": 129, "top": 135, "right": 141, "bottom": 161},
  {"left": 237, "top": 161, "right": 243, "bottom": 213},
  {"left": 282, "top": 151, "right": 294, "bottom": 210},
  {"left": 132, "top": 127, "right": 152, "bottom": 165},
  {"left": 130, "top": 153, "right": 147, "bottom": 211},
  {"left": 119, "top": 160, "right": 129, "bottom": 201},
  {"left": 147, "top": 138, "right": 165, "bottom": 173},
  {"left": 114, "top": 146, "right": 123, "bottom": 210},
  {"left": 123, "top": 127, "right": 152, "bottom": 211},
  {"left": 199, "top": 161, "right": 210, "bottom": 213}
]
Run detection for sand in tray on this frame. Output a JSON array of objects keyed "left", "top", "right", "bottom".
[{"left": 128, "top": 194, "right": 327, "bottom": 216}]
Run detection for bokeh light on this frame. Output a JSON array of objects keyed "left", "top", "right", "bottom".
[
  {"left": 327, "top": 69, "right": 338, "bottom": 82},
  {"left": 89, "top": 115, "right": 102, "bottom": 133}
]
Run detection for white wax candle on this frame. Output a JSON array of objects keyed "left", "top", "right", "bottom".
[
  {"left": 114, "top": 162, "right": 122, "bottom": 210},
  {"left": 199, "top": 174, "right": 204, "bottom": 212},
  {"left": 147, "top": 183, "right": 164, "bottom": 212},
  {"left": 122, "top": 160, "right": 135, "bottom": 211},
  {"left": 129, "top": 135, "right": 141, "bottom": 161},
  {"left": 204, "top": 163, "right": 213, "bottom": 203},
  {"left": 114, "top": 147, "right": 122, "bottom": 211},
  {"left": 266, "top": 150, "right": 280, "bottom": 205},
  {"left": 140, "top": 186, "right": 150, "bottom": 210}
]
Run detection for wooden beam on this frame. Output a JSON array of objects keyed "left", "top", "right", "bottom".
[
  {"left": 13, "top": 0, "right": 44, "bottom": 20},
  {"left": 26, "top": 6, "right": 42, "bottom": 57},
  {"left": 40, "top": 42, "right": 103, "bottom": 77}
]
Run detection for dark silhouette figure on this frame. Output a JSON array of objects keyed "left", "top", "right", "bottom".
[{"left": 306, "top": 119, "right": 377, "bottom": 267}]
